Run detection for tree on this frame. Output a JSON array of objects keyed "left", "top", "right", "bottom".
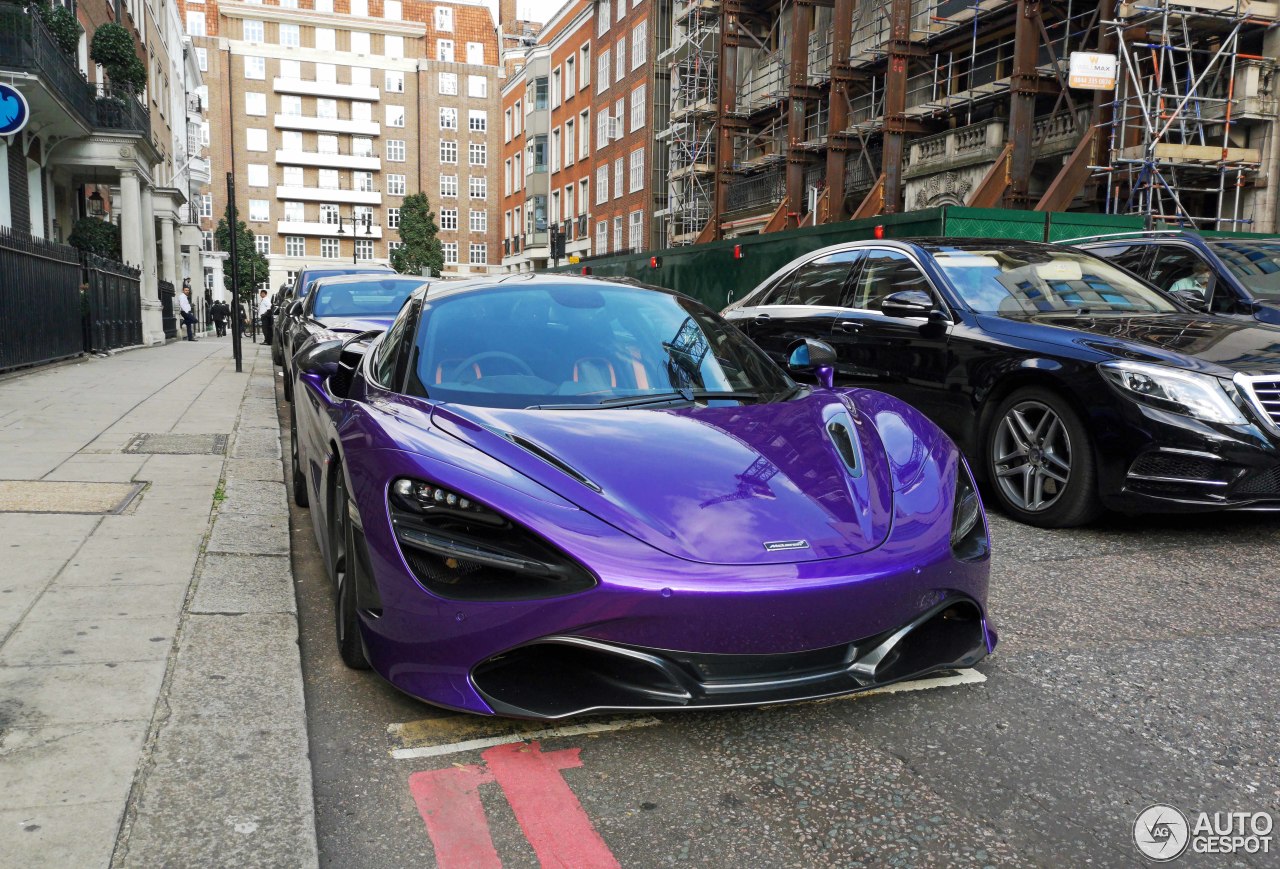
[
  {"left": 67, "top": 217, "right": 122, "bottom": 261},
  {"left": 390, "top": 192, "right": 444, "bottom": 277},
  {"left": 32, "top": 1, "right": 83, "bottom": 58},
  {"left": 89, "top": 23, "right": 146, "bottom": 93},
  {"left": 214, "top": 212, "right": 269, "bottom": 303}
]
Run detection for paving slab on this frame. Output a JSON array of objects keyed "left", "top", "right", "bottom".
[
  {"left": 0, "top": 722, "right": 147, "bottom": 807},
  {"left": 225, "top": 457, "right": 286, "bottom": 483},
  {"left": 207, "top": 511, "right": 290, "bottom": 556},
  {"left": 23, "top": 582, "right": 189, "bottom": 623},
  {"left": 221, "top": 479, "right": 290, "bottom": 517},
  {"left": 0, "top": 660, "right": 167, "bottom": 727},
  {"left": 190, "top": 554, "right": 296, "bottom": 615},
  {"left": 0, "top": 615, "right": 178, "bottom": 667},
  {"left": 0, "top": 801, "right": 122, "bottom": 869}
]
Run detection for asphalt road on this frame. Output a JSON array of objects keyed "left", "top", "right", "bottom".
[{"left": 279, "top": 387, "right": 1280, "bottom": 867}]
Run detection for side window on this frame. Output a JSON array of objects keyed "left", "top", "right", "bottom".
[
  {"left": 844, "top": 250, "right": 932, "bottom": 311},
  {"left": 750, "top": 270, "right": 797, "bottom": 307},
  {"left": 785, "top": 252, "right": 861, "bottom": 306},
  {"left": 1088, "top": 243, "right": 1151, "bottom": 278},
  {"left": 373, "top": 301, "right": 416, "bottom": 389},
  {"left": 1147, "top": 246, "right": 1211, "bottom": 296}
]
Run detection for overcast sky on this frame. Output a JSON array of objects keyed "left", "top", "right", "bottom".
[{"left": 478, "top": 0, "right": 567, "bottom": 28}]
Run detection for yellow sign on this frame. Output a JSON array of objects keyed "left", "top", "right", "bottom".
[
  {"left": 1069, "top": 52, "right": 1117, "bottom": 91},
  {"left": 568, "top": 255, "right": 580, "bottom": 264}
]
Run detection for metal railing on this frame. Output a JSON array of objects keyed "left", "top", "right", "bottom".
[
  {"left": 725, "top": 169, "right": 786, "bottom": 214},
  {"left": 0, "top": 7, "right": 96, "bottom": 127},
  {"left": 159, "top": 281, "right": 178, "bottom": 341},
  {"left": 82, "top": 253, "right": 142, "bottom": 352},
  {"left": 0, "top": 228, "right": 84, "bottom": 372},
  {"left": 94, "top": 84, "right": 151, "bottom": 134}
]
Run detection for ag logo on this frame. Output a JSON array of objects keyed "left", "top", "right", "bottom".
[
  {"left": 0, "top": 84, "right": 31, "bottom": 136},
  {"left": 1134, "top": 804, "right": 1191, "bottom": 862}
]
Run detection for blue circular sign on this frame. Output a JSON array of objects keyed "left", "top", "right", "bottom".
[{"left": 0, "top": 83, "right": 31, "bottom": 136}]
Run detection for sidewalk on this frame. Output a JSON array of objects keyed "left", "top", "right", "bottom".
[{"left": 0, "top": 337, "right": 318, "bottom": 868}]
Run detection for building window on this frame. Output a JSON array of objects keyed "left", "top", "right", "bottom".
[
  {"left": 469, "top": 243, "right": 486, "bottom": 265},
  {"left": 633, "top": 20, "right": 647, "bottom": 69},
  {"left": 469, "top": 142, "right": 486, "bottom": 166},
  {"left": 631, "top": 84, "right": 645, "bottom": 130},
  {"left": 318, "top": 168, "right": 339, "bottom": 189},
  {"left": 630, "top": 148, "right": 644, "bottom": 192},
  {"left": 355, "top": 171, "right": 375, "bottom": 192},
  {"left": 204, "top": 268, "right": 214, "bottom": 290},
  {"left": 437, "top": 39, "right": 454, "bottom": 62},
  {"left": 435, "top": 6, "right": 453, "bottom": 30},
  {"left": 616, "top": 39, "right": 625, "bottom": 81},
  {"left": 580, "top": 45, "right": 591, "bottom": 90},
  {"left": 254, "top": 232, "right": 270, "bottom": 253},
  {"left": 202, "top": 230, "right": 214, "bottom": 251},
  {"left": 384, "top": 0, "right": 401, "bottom": 17},
  {"left": 387, "top": 241, "right": 403, "bottom": 256},
  {"left": 352, "top": 67, "right": 371, "bottom": 87},
  {"left": 316, "top": 0, "right": 333, "bottom": 10},
  {"left": 386, "top": 105, "right": 405, "bottom": 128},
  {"left": 580, "top": 109, "right": 590, "bottom": 158},
  {"left": 387, "top": 139, "right": 405, "bottom": 162},
  {"left": 244, "top": 56, "right": 265, "bottom": 79},
  {"left": 321, "top": 237, "right": 340, "bottom": 258},
  {"left": 466, "top": 42, "right": 484, "bottom": 65},
  {"left": 244, "top": 92, "right": 266, "bottom": 116},
  {"left": 565, "top": 57, "right": 576, "bottom": 95},
  {"left": 440, "top": 141, "right": 457, "bottom": 163},
  {"left": 280, "top": 94, "right": 302, "bottom": 116},
  {"left": 387, "top": 208, "right": 400, "bottom": 229},
  {"left": 596, "top": 165, "right": 608, "bottom": 204},
  {"left": 200, "top": 194, "right": 213, "bottom": 218},
  {"left": 282, "top": 166, "right": 303, "bottom": 187},
  {"left": 469, "top": 210, "right": 486, "bottom": 232},
  {"left": 440, "top": 107, "right": 457, "bottom": 129},
  {"left": 316, "top": 98, "right": 337, "bottom": 119},
  {"left": 283, "top": 201, "right": 304, "bottom": 222},
  {"left": 385, "top": 70, "right": 404, "bottom": 93},
  {"left": 513, "top": 101, "right": 522, "bottom": 134},
  {"left": 565, "top": 119, "right": 575, "bottom": 166},
  {"left": 387, "top": 174, "right": 406, "bottom": 196},
  {"left": 353, "top": 137, "right": 373, "bottom": 157},
  {"left": 469, "top": 176, "right": 487, "bottom": 199},
  {"left": 320, "top": 204, "right": 339, "bottom": 224},
  {"left": 629, "top": 210, "right": 642, "bottom": 250},
  {"left": 282, "top": 130, "right": 303, "bottom": 151},
  {"left": 597, "top": 0, "right": 610, "bottom": 35},
  {"left": 597, "top": 49, "right": 609, "bottom": 93},
  {"left": 351, "top": 0, "right": 368, "bottom": 14},
  {"left": 579, "top": 178, "right": 589, "bottom": 213},
  {"left": 316, "top": 28, "right": 335, "bottom": 51},
  {"left": 551, "top": 68, "right": 561, "bottom": 108},
  {"left": 441, "top": 175, "right": 458, "bottom": 198},
  {"left": 613, "top": 216, "right": 623, "bottom": 252},
  {"left": 243, "top": 20, "right": 263, "bottom": 43},
  {"left": 355, "top": 239, "right": 373, "bottom": 260},
  {"left": 442, "top": 242, "right": 458, "bottom": 265},
  {"left": 279, "top": 24, "right": 300, "bottom": 47},
  {"left": 246, "top": 128, "right": 267, "bottom": 151},
  {"left": 504, "top": 109, "right": 512, "bottom": 142},
  {"left": 614, "top": 157, "right": 624, "bottom": 199},
  {"left": 185, "top": 11, "right": 205, "bottom": 36},
  {"left": 595, "top": 220, "right": 608, "bottom": 254},
  {"left": 351, "top": 101, "right": 372, "bottom": 122},
  {"left": 286, "top": 236, "right": 305, "bottom": 256},
  {"left": 440, "top": 208, "right": 458, "bottom": 230},
  {"left": 385, "top": 35, "right": 404, "bottom": 59},
  {"left": 468, "top": 110, "right": 487, "bottom": 133},
  {"left": 468, "top": 75, "right": 487, "bottom": 98},
  {"left": 247, "top": 163, "right": 268, "bottom": 187},
  {"left": 438, "top": 73, "right": 457, "bottom": 95},
  {"left": 350, "top": 32, "right": 370, "bottom": 54},
  {"left": 195, "top": 47, "right": 208, "bottom": 71}
]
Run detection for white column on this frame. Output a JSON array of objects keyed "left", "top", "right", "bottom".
[
  {"left": 210, "top": 254, "right": 227, "bottom": 302},
  {"left": 140, "top": 183, "right": 165, "bottom": 344},
  {"left": 160, "top": 215, "right": 178, "bottom": 287},
  {"left": 119, "top": 170, "right": 145, "bottom": 269}
]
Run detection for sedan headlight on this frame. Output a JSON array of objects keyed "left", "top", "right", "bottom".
[
  {"left": 388, "top": 477, "right": 596, "bottom": 601},
  {"left": 950, "top": 461, "right": 988, "bottom": 562},
  {"left": 1099, "top": 361, "right": 1246, "bottom": 425}
]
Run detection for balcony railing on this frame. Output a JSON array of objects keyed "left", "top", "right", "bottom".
[
  {"left": 0, "top": 8, "right": 95, "bottom": 127},
  {"left": 94, "top": 84, "right": 150, "bottom": 135},
  {"left": 725, "top": 169, "right": 786, "bottom": 214}
]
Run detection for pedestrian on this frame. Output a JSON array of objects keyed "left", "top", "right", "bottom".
[
  {"left": 211, "top": 299, "right": 228, "bottom": 337},
  {"left": 258, "top": 289, "right": 274, "bottom": 345},
  {"left": 178, "top": 286, "right": 198, "bottom": 341}
]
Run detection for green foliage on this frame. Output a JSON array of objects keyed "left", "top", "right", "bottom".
[
  {"left": 33, "top": 1, "right": 82, "bottom": 57},
  {"left": 390, "top": 193, "right": 444, "bottom": 277},
  {"left": 214, "top": 212, "right": 269, "bottom": 302},
  {"left": 67, "top": 217, "right": 121, "bottom": 260},
  {"left": 89, "top": 22, "right": 144, "bottom": 92}
]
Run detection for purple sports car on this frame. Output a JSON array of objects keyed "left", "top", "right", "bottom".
[{"left": 289, "top": 275, "right": 996, "bottom": 718}]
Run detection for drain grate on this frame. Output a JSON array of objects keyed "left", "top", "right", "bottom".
[
  {"left": 0, "top": 481, "right": 146, "bottom": 514},
  {"left": 124, "top": 433, "right": 228, "bottom": 456}
]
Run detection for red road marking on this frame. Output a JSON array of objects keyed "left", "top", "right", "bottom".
[
  {"left": 408, "top": 764, "right": 502, "bottom": 869},
  {"left": 482, "top": 741, "right": 621, "bottom": 869}
]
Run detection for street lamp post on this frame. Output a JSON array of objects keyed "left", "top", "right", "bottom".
[{"left": 335, "top": 211, "right": 376, "bottom": 264}]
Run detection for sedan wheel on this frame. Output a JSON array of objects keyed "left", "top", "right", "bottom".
[
  {"left": 331, "top": 467, "right": 370, "bottom": 670},
  {"left": 290, "top": 405, "right": 308, "bottom": 508},
  {"left": 986, "top": 388, "right": 1100, "bottom": 528}
]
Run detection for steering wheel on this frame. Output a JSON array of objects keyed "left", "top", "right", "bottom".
[{"left": 450, "top": 351, "right": 535, "bottom": 383}]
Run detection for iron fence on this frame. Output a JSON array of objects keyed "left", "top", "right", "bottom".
[
  {"left": 0, "top": 227, "right": 84, "bottom": 372},
  {"left": 725, "top": 169, "right": 786, "bottom": 214},
  {"left": 0, "top": 7, "right": 96, "bottom": 127},
  {"left": 94, "top": 84, "right": 151, "bottom": 135},
  {"left": 81, "top": 253, "right": 142, "bottom": 352},
  {"left": 159, "top": 281, "right": 178, "bottom": 340}
]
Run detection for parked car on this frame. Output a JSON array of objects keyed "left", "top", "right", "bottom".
[
  {"left": 277, "top": 273, "right": 430, "bottom": 407},
  {"left": 272, "top": 265, "right": 395, "bottom": 366},
  {"left": 723, "top": 238, "right": 1280, "bottom": 527},
  {"left": 1071, "top": 230, "right": 1280, "bottom": 325},
  {"left": 288, "top": 274, "right": 995, "bottom": 718}
]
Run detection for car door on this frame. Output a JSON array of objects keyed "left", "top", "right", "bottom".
[
  {"left": 827, "top": 248, "right": 954, "bottom": 422},
  {"left": 728, "top": 250, "right": 863, "bottom": 370},
  {"left": 1145, "top": 244, "right": 1216, "bottom": 304}
]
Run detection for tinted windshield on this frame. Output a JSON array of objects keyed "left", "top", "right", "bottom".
[
  {"left": 1210, "top": 241, "right": 1280, "bottom": 299},
  {"left": 312, "top": 277, "right": 424, "bottom": 318},
  {"left": 935, "top": 248, "right": 1179, "bottom": 314},
  {"left": 411, "top": 284, "right": 794, "bottom": 408},
  {"left": 299, "top": 269, "right": 392, "bottom": 297}
]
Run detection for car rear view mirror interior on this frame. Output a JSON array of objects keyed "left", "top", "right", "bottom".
[
  {"left": 880, "top": 290, "right": 936, "bottom": 320},
  {"left": 787, "top": 338, "right": 837, "bottom": 389}
]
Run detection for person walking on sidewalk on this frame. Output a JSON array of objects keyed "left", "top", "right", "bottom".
[
  {"left": 211, "top": 300, "right": 228, "bottom": 337},
  {"left": 179, "top": 286, "right": 198, "bottom": 341},
  {"left": 258, "top": 289, "right": 274, "bottom": 346}
]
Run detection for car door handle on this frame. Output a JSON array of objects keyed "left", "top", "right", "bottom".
[
  {"left": 837, "top": 321, "right": 862, "bottom": 333},
  {"left": 753, "top": 313, "right": 772, "bottom": 324}
]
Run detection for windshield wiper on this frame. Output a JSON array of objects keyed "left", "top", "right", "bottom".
[{"left": 529, "top": 390, "right": 764, "bottom": 410}]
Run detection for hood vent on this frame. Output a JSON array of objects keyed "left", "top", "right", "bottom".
[
  {"left": 503, "top": 433, "right": 603, "bottom": 492},
  {"left": 825, "top": 412, "right": 863, "bottom": 477}
]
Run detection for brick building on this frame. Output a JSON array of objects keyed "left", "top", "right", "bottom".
[
  {"left": 500, "top": 0, "right": 665, "bottom": 272},
  {"left": 186, "top": 0, "right": 502, "bottom": 290}
]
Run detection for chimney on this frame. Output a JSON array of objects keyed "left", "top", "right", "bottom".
[{"left": 499, "top": 0, "right": 518, "bottom": 35}]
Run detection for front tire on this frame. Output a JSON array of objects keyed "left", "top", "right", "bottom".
[
  {"left": 290, "top": 405, "right": 308, "bottom": 508},
  {"left": 985, "top": 387, "right": 1101, "bottom": 528},
  {"left": 331, "top": 465, "right": 370, "bottom": 669}
]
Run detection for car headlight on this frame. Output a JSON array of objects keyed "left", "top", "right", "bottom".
[
  {"left": 950, "top": 461, "right": 988, "bottom": 562},
  {"left": 388, "top": 477, "right": 596, "bottom": 601},
  {"left": 1099, "top": 361, "right": 1246, "bottom": 425}
]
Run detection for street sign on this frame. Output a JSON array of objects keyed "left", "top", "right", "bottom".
[
  {"left": 1069, "top": 52, "right": 1118, "bottom": 90},
  {"left": 0, "top": 83, "right": 31, "bottom": 136},
  {"left": 568, "top": 255, "right": 580, "bottom": 264}
]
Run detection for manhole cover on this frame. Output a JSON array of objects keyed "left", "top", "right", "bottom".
[
  {"left": 0, "top": 481, "right": 145, "bottom": 514},
  {"left": 124, "top": 434, "right": 228, "bottom": 455}
]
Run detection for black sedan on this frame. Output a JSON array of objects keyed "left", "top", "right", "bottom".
[
  {"left": 723, "top": 238, "right": 1280, "bottom": 527},
  {"left": 272, "top": 265, "right": 394, "bottom": 367}
]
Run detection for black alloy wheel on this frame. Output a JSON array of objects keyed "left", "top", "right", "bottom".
[
  {"left": 331, "top": 464, "right": 370, "bottom": 669},
  {"left": 290, "top": 404, "right": 308, "bottom": 508}
]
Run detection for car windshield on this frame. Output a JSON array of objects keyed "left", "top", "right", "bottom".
[
  {"left": 934, "top": 248, "right": 1180, "bottom": 315},
  {"left": 312, "top": 277, "right": 424, "bottom": 318},
  {"left": 299, "top": 269, "right": 392, "bottom": 297},
  {"left": 410, "top": 283, "right": 795, "bottom": 408},
  {"left": 1209, "top": 241, "right": 1280, "bottom": 299}
]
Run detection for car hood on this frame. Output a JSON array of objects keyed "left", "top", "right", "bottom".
[
  {"left": 980, "top": 311, "right": 1280, "bottom": 376},
  {"left": 314, "top": 315, "right": 394, "bottom": 333},
  {"left": 430, "top": 393, "right": 894, "bottom": 565}
]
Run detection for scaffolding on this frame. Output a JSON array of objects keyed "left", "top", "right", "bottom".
[
  {"left": 667, "top": 0, "right": 722, "bottom": 243},
  {"left": 1101, "top": 0, "right": 1274, "bottom": 230}
]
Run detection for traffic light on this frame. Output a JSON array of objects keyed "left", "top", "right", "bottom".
[{"left": 551, "top": 228, "right": 566, "bottom": 260}]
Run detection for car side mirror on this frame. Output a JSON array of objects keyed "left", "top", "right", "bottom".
[
  {"left": 787, "top": 338, "right": 837, "bottom": 390},
  {"left": 880, "top": 290, "right": 936, "bottom": 319},
  {"left": 330, "top": 330, "right": 382, "bottom": 398},
  {"left": 289, "top": 299, "right": 304, "bottom": 317},
  {"left": 1169, "top": 289, "right": 1207, "bottom": 312}
]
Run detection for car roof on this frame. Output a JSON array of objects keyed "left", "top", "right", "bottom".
[
  {"left": 309, "top": 273, "right": 430, "bottom": 287},
  {"left": 406, "top": 272, "right": 690, "bottom": 304}
]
